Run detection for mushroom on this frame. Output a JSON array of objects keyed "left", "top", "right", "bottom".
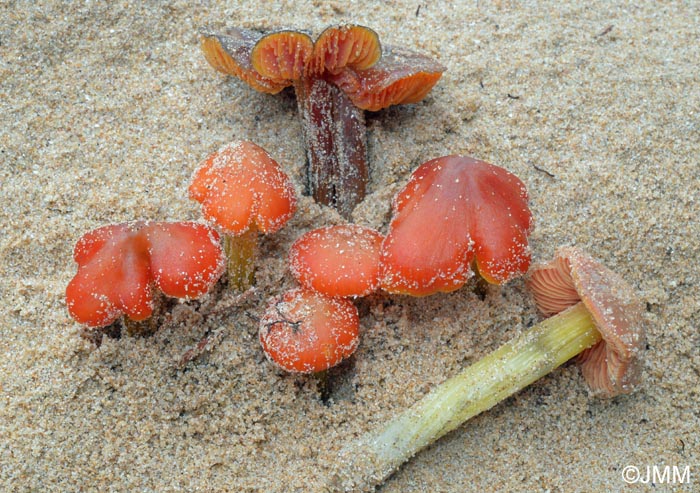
[
  {"left": 527, "top": 246, "right": 645, "bottom": 396},
  {"left": 381, "top": 155, "right": 533, "bottom": 296},
  {"left": 259, "top": 287, "right": 360, "bottom": 373},
  {"left": 66, "top": 221, "right": 224, "bottom": 330},
  {"left": 188, "top": 141, "right": 297, "bottom": 291},
  {"left": 200, "top": 24, "right": 445, "bottom": 219},
  {"left": 288, "top": 224, "right": 384, "bottom": 298},
  {"left": 330, "top": 247, "right": 646, "bottom": 492}
]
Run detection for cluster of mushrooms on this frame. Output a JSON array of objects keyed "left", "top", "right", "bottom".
[{"left": 66, "top": 25, "right": 646, "bottom": 492}]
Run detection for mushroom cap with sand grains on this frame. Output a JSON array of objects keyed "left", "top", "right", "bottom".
[{"left": 527, "top": 247, "right": 646, "bottom": 397}]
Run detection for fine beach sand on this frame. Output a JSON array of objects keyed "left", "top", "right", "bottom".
[{"left": 1, "top": 1, "right": 698, "bottom": 492}]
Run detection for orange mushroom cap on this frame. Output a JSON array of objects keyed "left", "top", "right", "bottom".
[
  {"left": 310, "top": 25, "right": 381, "bottom": 76},
  {"left": 251, "top": 30, "right": 314, "bottom": 82},
  {"left": 200, "top": 28, "right": 289, "bottom": 94},
  {"left": 189, "top": 141, "right": 297, "bottom": 235},
  {"left": 201, "top": 25, "right": 444, "bottom": 112},
  {"left": 66, "top": 221, "right": 224, "bottom": 328},
  {"left": 289, "top": 224, "right": 384, "bottom": 298},
  {"left": 329, "top": 45, "right": 445, "bottom": 111},
  {"left": 381, "top": 155, "right": 533, "bottom": 296},
  {"left": 527, "top": 247, "right": 647, "bottom": 397},
  {"left": 212, "top": 25, "right": 382, "bottom": 87},
  {"left": 259, "top": 288, "right": 360, "bottom": 373}
]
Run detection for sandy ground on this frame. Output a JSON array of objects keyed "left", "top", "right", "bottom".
[{"left": 1, "top": 1, "right": 698, "bottom": 492}]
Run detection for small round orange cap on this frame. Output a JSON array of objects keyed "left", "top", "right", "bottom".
[
  {"left": 289, "top": 224, "right": 383, "bottom": 298},
  {"left": 259, "top": 288, "right": 360, "bottom": 373},
  {"left": 189, "top": 141, "right": 297, "bottom": 235}
]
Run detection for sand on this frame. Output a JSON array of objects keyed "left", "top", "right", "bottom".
[{"left": 1, "top": 1, "right": 698, "bottom": 492}]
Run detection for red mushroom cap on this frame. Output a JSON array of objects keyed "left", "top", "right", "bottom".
[
  {"left": 259, "top": 288, "right": 360, "bottom": 373},
  {"left": 527, "top": 247, "right": 647, "bottom": 397},
  {"left": 289, "top": 224, "right": 384, "bottom": 298},
  {"left": 380, "top": 155, "right": 533, "bottom": 296},
  {"left": 66, "top": 221, "right": 224, "bottom": 328},
  {"left": 189, "top": 141, "right": 297, "bottom": 235}
]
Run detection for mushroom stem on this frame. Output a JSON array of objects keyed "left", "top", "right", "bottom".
[
  {"left": 223, "top": 228, "right": 258, "bottom": 291},
  {"left": 295, "top": 77, "right": 368, "bottom": 219},
  {"left": 331, "top": 301, "right": 601, "bottom": 492},
  {"left": 123, "top": 313, "right": 159, "bottom": 338}
]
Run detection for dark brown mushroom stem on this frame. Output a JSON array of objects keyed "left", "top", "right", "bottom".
[
  {"left": 330, "top": 247, "right": 646, "bottom": 492},
  {"left": 295, "top": 77, "right": 368, "bottom": 219}
]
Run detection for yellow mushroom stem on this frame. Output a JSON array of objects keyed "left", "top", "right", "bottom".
[
  {"left": 331, "top": 301, "right": 601, "bottom": 492},
  {"left": 223, "top": 227, "right": 258, "bottom": 292}
]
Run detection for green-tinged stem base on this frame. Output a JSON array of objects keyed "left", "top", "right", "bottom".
[
  {"left": 224, "top": 229, "right": 258, "bottom": 292},
  {"left": 330, "top": 302, "right": 601, "bottom": 492}
]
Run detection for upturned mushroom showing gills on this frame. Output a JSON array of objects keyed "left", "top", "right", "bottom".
[
  {"left": 380, "top": 155, "right": 533, "bottom": 296},
  {"left": 189, "top": 141, "right": 297, "bottom": 291},
  {"left": 288, "top": 224, "right": 384, "bottom": 298},
  {"left": 66, "top": 221, "right": 224, "bottom": 329},
  {"left": 200, "top": 25, "right": 445, "bottom": 219},
  {"left": 330, "top": 247, "right": 646, "bottom": 492}
]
